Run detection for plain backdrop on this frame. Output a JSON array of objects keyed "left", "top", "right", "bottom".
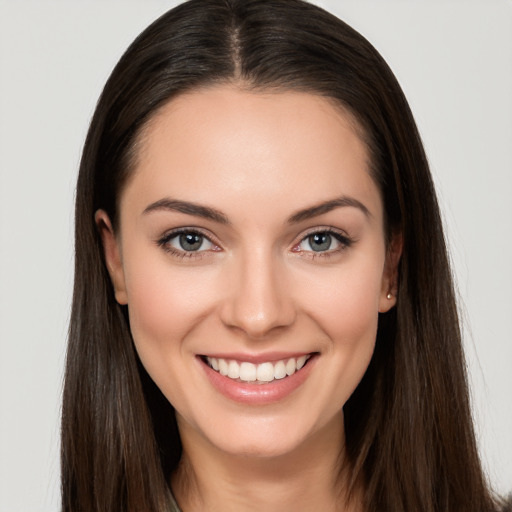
[{"left": 0, "top": 1, "right": 511, "bottom": 510}]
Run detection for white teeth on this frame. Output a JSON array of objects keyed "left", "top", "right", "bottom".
[
  {"left": 218, "top": 358, "right": 229, "bottom": 376},
  {"left": 274, "top": 360, "right": 286, "bottom": 380},
  {"left": 285, "top": 358, "right": 296, "bottom": 376},
  {"left": 256, "top": 362, "right": 274, "bottom": 382},
  {"left": 227, "top": 360, "right": 240, "bottom": 379},
  {"left": 239, "top": 362, "right": 256, "bottom": 382},
  {"left": 206, "top": 354, "right": 311, "bottom": 383},
  {"left": 296, "top": 355, "right": 307, "bottom": 370}
]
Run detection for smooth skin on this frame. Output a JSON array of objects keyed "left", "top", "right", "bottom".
[{"left": 97, "top": 86, "right": 401, "bottom": 512}]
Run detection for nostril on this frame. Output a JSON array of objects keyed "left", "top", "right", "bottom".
[
  {"left": 219, "top": 295, "right": 297, "bottom": 339},
  {"left": 217, "top": 258, "right": 297, "bottom": 337}
]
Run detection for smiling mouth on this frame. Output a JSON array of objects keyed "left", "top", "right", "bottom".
[{"left": 202, "top": 354, "right": 314, "bottom": 384}]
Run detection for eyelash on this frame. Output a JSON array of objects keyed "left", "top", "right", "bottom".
[
  {"left": 156, "top": 228, "right": 220, "bottom": 260},
  {"left": 156, "top": 226, "right": 354, "bottom": 260},
  {"left": 291, "top": 227, "right": 354, "bottom": 260}
]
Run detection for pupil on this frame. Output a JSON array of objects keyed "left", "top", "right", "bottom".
[
  {"left": 310, "top": 233, "right": 331, "bottom": 252},
  {"left": 179, "top": 233, "right": 202, "bottom": 251}
]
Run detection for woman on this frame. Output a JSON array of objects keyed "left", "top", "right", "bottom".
[{"left": 61, "top": 0, "right": 506, "bottom": 510}]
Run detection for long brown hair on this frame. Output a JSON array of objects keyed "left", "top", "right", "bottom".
[{"left": 62, "top": 1, "right": 501, "bottom": 510}]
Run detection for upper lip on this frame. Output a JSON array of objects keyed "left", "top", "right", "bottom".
[{"left": 199, "top": 351, "right": 315, "bottom": 364}]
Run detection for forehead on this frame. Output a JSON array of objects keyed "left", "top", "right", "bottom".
[{"left": 121, "top": 85, "right": 382, "bottom": 223}]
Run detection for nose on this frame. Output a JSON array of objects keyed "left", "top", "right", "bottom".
[{"left": 219, "top": 249, "right": 297, "bottom": 339}]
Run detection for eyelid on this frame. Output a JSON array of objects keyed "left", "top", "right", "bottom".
[
  {"left": 293, "top": 225, "right": 352, "bottom": 244},
  {"left": 291, "top": 225, "right": 354, "bottom": 255},
  {"left": 155, "top": 225, "right": 353, "bottom": 259},
  {"left": 156, "top": 226, "right": 222, "bottom": 257}
]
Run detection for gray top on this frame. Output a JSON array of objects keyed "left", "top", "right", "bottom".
[{"left": 169, "top": 491, "right": 182, "bottom": 512}]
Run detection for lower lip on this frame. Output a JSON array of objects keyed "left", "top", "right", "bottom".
[{"left": 199, "top": 355, "right": 317, "bottom": 405}]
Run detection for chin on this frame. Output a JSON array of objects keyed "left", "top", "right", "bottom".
[
  {"left": 217, "top": 431, "right": 302, "bottom": 459},
  {"left": 185, "top": 407, "right": 341, "bottom": 461}
]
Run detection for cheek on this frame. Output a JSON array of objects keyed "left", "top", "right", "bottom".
[
  {"left": 122, "top": 251, "right": 215, "bottom": 361},
  {"left": 122, "top": 257, "right": 220, "bottom": 414},
  {"left": 297, "top": 257, "right": 384, "bottom": 344},
  {"left": 307, "top": 265, "right": 382, "bottom": 405}
]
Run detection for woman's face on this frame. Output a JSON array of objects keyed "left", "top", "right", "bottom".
[{"left": 99, "top": 86, "right": 398, "bottom": 459}]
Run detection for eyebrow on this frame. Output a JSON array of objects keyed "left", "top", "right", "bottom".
[
  {"left": 142, "top": 198, "right": 230, "bottom": 224},
  {"left": 287, "top": 196, "right": 371, "bottom": 223},
  {"left": 142, "top": 195, "right": 370, "bottom": 225}
]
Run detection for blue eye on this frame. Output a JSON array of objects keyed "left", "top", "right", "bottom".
[
  {"left": 174, "top": 232, "right": 211, "bottom": 251},
  {"left": 158, "top": 229, "right": 217, "bottom": 254},
  {"left": 306, "top": 232, "right": 335, "bottom": 252},
  {"left": 295, "top": 230, "right": 351, "bottom": 254}
]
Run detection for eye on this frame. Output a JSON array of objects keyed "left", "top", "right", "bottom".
[
  {"left": 157, "top": 229, "right": 220, "bottom": 256},
  {"left": 303, "top": 232, "right": 337, "bottom": 252},
  {"left": 171, "top": 232, "right": 213, "bottom": 252},
  {"left": 293, "top": 229, "right": 352, "bottom": 255}
]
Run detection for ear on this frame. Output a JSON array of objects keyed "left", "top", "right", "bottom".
[
  {"left": 95, "top": 210, "right": 128, "bottom": 305},
  {"left": 378, "top": 231, "right": 403, "bottom": 313}
]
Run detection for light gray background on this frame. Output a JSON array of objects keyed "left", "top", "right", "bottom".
[{"left": 0, "top": 1, "right": 510, "bottom": 510}]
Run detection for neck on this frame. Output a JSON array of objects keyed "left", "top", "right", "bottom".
[{"left": 171, "top": 412, "right": 362, "bottom": 512}]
